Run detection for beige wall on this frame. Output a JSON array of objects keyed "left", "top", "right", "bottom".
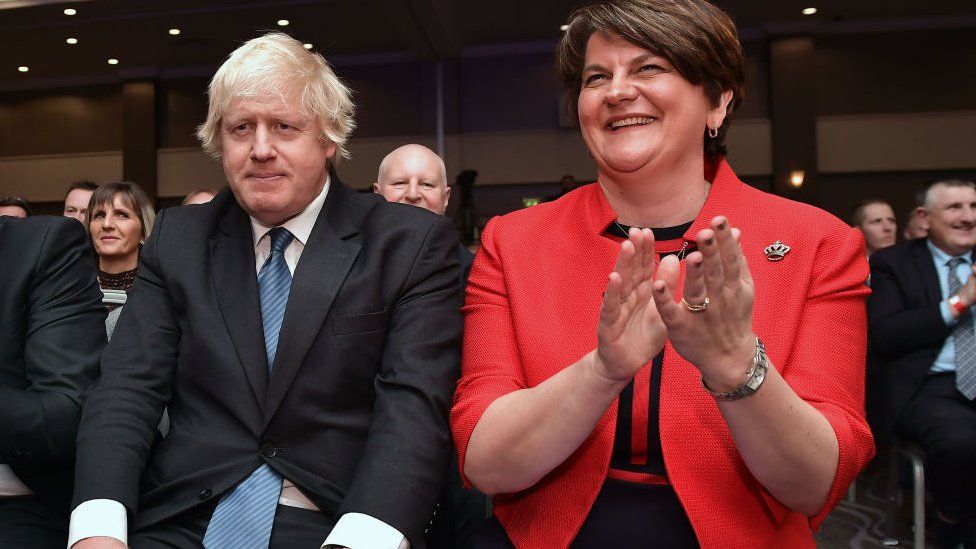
[
  {"left": 817, "top": 111, "right": 976, "bottom": 173},
  {"left": 0, "top": 151, "right": 121, "bottom": 201},
  {"left": 1, "top": 112, "right": 973, "bottom": 200}
]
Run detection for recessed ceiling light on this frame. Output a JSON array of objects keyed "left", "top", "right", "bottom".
[
  {"left": 303, "top": 43, "right": 313, "bottom": 50},
  {"left": 18, "top": 66, "right": 29, "bottom": 73},
  {"left": 559, "top": 24, "right": 569, "bottom": 31},
  {"left": 63, "top": 8, "right": 76, "bottom": 15},
  {"left": 66, "top": 37, "right": 78, "bottom": 45},
  {"left": 802, "top": 7, "right": 817, "bottom": 15},
  {"left": 277, "top": 19, "right": 289, "bottom": 26},
  {"left": 107, "top": 58, "right": 119, "bottom": 65},
  {"left": 169, "top": 28, "right": 181, "bottom": 36}
]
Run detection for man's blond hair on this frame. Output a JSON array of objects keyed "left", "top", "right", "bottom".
[{"left": 196, "top": 33, "right": 355, "bottom": 161}]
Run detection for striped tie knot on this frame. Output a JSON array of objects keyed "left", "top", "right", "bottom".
[{"left": 268, "top": 227, "right": 294, "bottom": 256}]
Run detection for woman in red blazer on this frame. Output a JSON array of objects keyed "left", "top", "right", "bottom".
[{"left": 451, "top": 0, "right": 875, "bottom": 547}]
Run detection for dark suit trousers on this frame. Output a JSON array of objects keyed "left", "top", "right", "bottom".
[
  {"left": 129, "top": 500, "right": 336, "bottom": 548},
  {"left": 0, "top": 495, "right": 68, "bottom": 548},
  {"left": 896, "top": 373, "right": 976, "bottom": 520}
]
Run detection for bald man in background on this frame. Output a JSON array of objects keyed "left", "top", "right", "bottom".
[
  {"left": 375, "top": 144, "right": 474, "bottom": 282},
  {"left": 374, "top": 144, "right": 482, "bottom": 548}
]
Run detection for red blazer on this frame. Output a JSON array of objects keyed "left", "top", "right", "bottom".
[{"left": 451, "top": 160, "right": 875, "bottom": 548}]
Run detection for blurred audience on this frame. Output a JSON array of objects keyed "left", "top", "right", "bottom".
[
  {"left": 852, "top": 199, "right": 897, "bottom": 257},
  {"left": 84, "top": 181, "right": 155, "bottom": 309},
  {"left": 0, "top": 215, "right": 106, "bottom": 547},
  {"left": 63, "top": 181, "right": 98, "bottom": 223},
  {"left": 868, "top": 178, "right": 976, "bottom": 548},
  {"left": 181, "top": 188, "right": 217, "bottom": 206},
  {"left": 0, "top": 197, "right": 30, "bottom": 218},
  {"left": 903, "top": 206, "right": 928, "bottom": 240}
]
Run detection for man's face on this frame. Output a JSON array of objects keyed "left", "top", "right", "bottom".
[
  {"left": 373, "top": 148, "right": 450, "bottom": 215},
  {"left": 923, "top": 184, "right": 976, "bottom": 257},
  {"left": 64, "top": 188, "right": 94, "bottom": 222},
  {"left": 903, "top": 208, "right": 928, "bottom": 240},
  {"left": 220, "top": 89, "right": 334, "bottom": 226},
  {"left": 857, "top": 202, "right": 897, "bottom": 254},
  {"left": 0, "top": 205, "right": 27, "bottom": 218}
]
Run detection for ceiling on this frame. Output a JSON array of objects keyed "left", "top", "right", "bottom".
[{"left": 2, "top": 0, "right": 975, "bottom": 90}]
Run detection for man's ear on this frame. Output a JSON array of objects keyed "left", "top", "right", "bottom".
[
  {"left": 918, "top": 208, "right": 932, "bottom": 230},
  {"left": 443, "top": 186, "right": 452, "bottom": 208},
  {"left": 372, "top": 183, "right": 381, "bottom": 194}
]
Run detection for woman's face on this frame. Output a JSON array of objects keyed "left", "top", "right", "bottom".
[
  {"left": 577, "top": 32, "right": 727, "bottom": 176},
  {"left": 90, "top": 195, "right": 143, "bottom": 263}
]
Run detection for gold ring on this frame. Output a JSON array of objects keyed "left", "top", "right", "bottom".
[{"left": 681, "top": 296, "right": 709, "bottom": 313}]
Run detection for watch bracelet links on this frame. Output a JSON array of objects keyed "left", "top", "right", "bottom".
[{"left": 701, "top": 337, "right": 768, "bottom": 401}]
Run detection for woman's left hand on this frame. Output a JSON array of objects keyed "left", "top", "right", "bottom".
[{"left": 652, "top": 216, "right": 757, "bottom": 392}]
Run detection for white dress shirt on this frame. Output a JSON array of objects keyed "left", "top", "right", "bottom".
[{"left": 69, "top": 178, "right": 407, "bottom": 549}]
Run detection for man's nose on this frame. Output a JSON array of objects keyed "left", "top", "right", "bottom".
[
  {"left": 251, "top": 126, "right": 276, "bottom": 160},
  {"left": 405, "top": 182, "right": 421, "bottom": 200}
]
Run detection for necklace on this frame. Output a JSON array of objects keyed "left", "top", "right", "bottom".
[{"left": 612, "top": 221, "right": 691, "bottom": 261}]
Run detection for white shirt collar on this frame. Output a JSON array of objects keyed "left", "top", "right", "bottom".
[
  {"left": 249, "top": 176, "right": 330, "bottom": 248},
  {"left": 926, "top": 238, "right": 971, "bottom": 266}
]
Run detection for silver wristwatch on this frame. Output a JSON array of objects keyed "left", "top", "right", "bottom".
[{"left": 701, "top": 338, "right": 769, "bottom": 401}]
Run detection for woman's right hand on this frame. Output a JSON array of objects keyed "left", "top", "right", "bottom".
[{"left": 594, "top": 228, "right": 667, "bottom": 385}]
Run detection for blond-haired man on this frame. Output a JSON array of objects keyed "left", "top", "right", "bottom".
[{"left": 69, "top": 33, "right": 462, "bottom": 549}]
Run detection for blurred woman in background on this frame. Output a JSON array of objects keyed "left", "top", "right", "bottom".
[{"left": 86, "top": 181, "right": 155, "bottom": 310}]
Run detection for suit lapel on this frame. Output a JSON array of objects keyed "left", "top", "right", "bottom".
[
  {"left": 913, "top": 239, "right": 943, "bottom": 305},
  {"left": 210, "top": 203, "right": 269, "bottom": 408},
  {"left": 263, "top": 180, "right": 362, "bottom": 425}
]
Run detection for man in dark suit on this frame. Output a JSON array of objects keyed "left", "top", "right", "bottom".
[
  {"left": 69, "top": 33, "right": 462, "bottom": 549},
  {"left": 869, "top": 178, "right": 976, "bottom": 547},
  {"left": 0, "top": 216, "right": 106, "bottom": 547}
]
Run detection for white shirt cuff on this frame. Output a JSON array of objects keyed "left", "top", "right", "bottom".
[
  {"left": 67, "top": 499, "right": 128, "bottom": 548},
  {"left": 322, "top": 512, "right": 408, "bottom": 549}
]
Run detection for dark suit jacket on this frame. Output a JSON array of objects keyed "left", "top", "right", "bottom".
[
  {"left": 867, "top": 239, "right": 973, "bottom": 439},
  {"left": 73, "top": 179, "right": 463, "bottom": 546},
  {"left": 0, "top": 216, "right": 106, "bottom": 510}
]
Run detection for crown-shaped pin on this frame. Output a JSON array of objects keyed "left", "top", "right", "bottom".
[{"left": 763, "top": 241, "right": 791, "bottom": 261}]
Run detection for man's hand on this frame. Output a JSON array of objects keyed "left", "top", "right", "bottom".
[{"left": 72, "top": 537, "right": 126, "bottom": 549}]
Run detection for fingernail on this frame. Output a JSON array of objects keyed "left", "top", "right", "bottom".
[
  {"left": 704, "top": 237, "right": 714, "bottom": 246},
  {"left": 717, "top": 220, "right": 727, "bottom": 230}
]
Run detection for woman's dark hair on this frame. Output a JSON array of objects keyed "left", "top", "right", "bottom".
[{"left": 556, "top": 0, "right": 746, "bottom": 162}]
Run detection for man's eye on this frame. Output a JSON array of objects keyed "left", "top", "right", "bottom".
[{"left": 639, "top": 64, "right": 664, "bottom": 74}]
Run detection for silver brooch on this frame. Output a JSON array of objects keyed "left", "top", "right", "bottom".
[{"left": 764, "top": 241, "right": 791, "bottom": 261}]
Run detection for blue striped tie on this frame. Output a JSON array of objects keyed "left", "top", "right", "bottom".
[{"left": 203, "top": 227, "right": 294, "bottom": 548}]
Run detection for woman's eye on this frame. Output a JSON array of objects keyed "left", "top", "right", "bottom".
[{"left": 583, "top": 73, "right": 607, "bottom": 86}]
